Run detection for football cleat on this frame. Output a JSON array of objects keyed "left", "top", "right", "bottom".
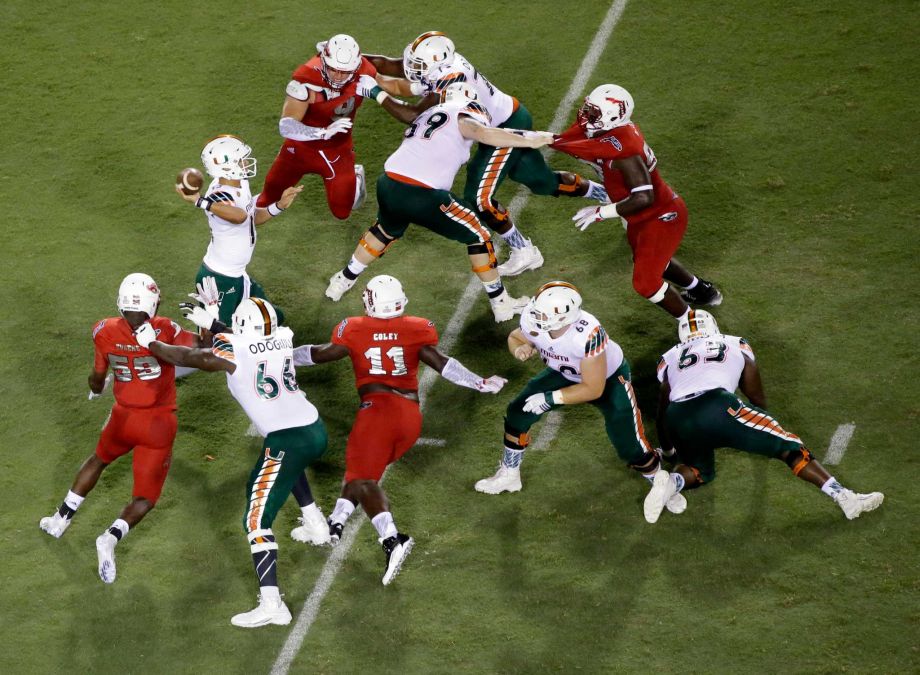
[
  {"left": 835, "top": 489, "right": 884, "bottom": 520},
  {"left": 39, "top": 511, "right": 72, "bottom": 539},
  {"left": 644, "top": 470, "right": 679, "bottom": 524},
  {"left": 680, "top": 279, "right": 723, "bottom": 307},
  {"left": 496, "top": 240, "right": 544, "bottom": 277},
  {"left": 489, "top": 292, "right": 530, "bottom": 323},
  {"left": 95, "top": 532, "right": 118, "bottom": 584},
  {"left": 475, "top": 464, "right": 522, "bottom": 494},
  {"left": 325, "top": 271, "right": 356, "bottom": 302},
  {"left": 328, "top": 519, "right": 345, "bottom": 546},
  {"left": 291, "top": 510, "right": 332, "bottom": 546},
  {"left": 381, "top": 533, "right": 414, "bottom": 586},
  {"left": 666, "top": 491, "right": 688, "bottom": 515},
  {"left": 353, "top": 164, "right": 367, "bottom": 210},
  {"left": 230, "top": 595, "right": 292, "bottom": 628}
]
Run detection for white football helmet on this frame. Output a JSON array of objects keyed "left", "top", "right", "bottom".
[
  {"left": 363, "top": 275, "right": 408, "bottom": 319},
  {"left": 403, "top": 31, "right": 455, "bottom": 83},
  {"left": 117, "top": 273, "right": 160, "bottom": 319},
  {"left": 232, "top": 297, "right": 278, "bottom": 339},
  {"left": 678, "top": 309, "right": 721, "bottom": 343},
  {"left": 439, "top": 81, "right": 478, "bottom": 106},
  {"left": 577, "top": 84, "right": 635, "bottom": 136},
  {"left": 527, "top": 281, "right": 583, "bottom": 332},
  {"left": 201, "top": 134, "right": 256, "bottom": 180},
  {"left": 321, "top": 34, "right": 361, "bottom": 89}
]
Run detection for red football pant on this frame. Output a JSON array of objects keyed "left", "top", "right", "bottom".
[
  {"left": 627, "top": 196, "right": 689, "bottom": 298},
  {"left": 256, "top": 139, "right": 357, "bottom": 220},
  {"left": 95, "top": 404, "right": 177, "bottom": 504},
  {"left": 344, "top": 393, "right": 422, "bottom": 482}
]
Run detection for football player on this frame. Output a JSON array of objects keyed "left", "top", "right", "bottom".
[
  {"left": 551, "top": 84, "right": 722, "bottom": 319},
  {"left": 364, "top": 31, "right": 609, "bottom": 275},
  {"left": 39, "top": 273, "right": 200, "bottom": 583},
  {"left": 255, "top": 34, "right": 382, "bottom": 220},
  {"left": 293, "top": 275, "right": 507, "bottom": 585},
  {"left": 176, "top": 134, "right": 302, "bottom": 326},
  {"left": 474, "top": 281, "right": 686, "bottom": 519},
  {"left": 325, "top": 81, "right": 553, "bottom": 323},
  {"left": 139, "top": 298, "right": 330, "bottom": 627},
  {"left": 646, "top": 310, "right": 884, "bottom": 523}
]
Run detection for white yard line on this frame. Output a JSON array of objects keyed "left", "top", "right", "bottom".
[
  {"left": 414, "top": 437, "right": 447, "bottom": 447},
  {"left": 529, "top": 411, "right": 563, "bottom": 451},
  {"left": 823, "top": 422, "right": 856, "bottom": 465},
  {"left": 271, "top": 4, "right": 627, "bottom": 671}
]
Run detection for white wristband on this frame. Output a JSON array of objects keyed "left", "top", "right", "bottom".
[
  {"left": 375, "top": 90, "right": 390, "bottom": 105},
  {"left": 598, "top": 202, "right": 619, "bottom": 219},
  {"left": 551, "top": 390, "right": 565, "bottom": 405},
  {"left": 195, "top": 197, "right": 211, "bottom": 211},
  {"left": 266, "top": 203, "right": 284, "bottom": 217}
]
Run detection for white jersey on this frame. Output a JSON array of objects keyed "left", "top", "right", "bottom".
[
  {"left": 657, "top": 334, "right": 756, "bottom": 402},
  {"left": 201, "top": 178, "right": 257, "bottom": 277},
  {"left": 520, "top": 310, "right": 623, "bottom": 383},
  {"left": 384, "top": 99, "right": 491, "bottom": 191},
  {"left": 423, "top": 53, "right": 516, "bottom": 126},
  {"left": 213, "top": 328, "right": 319, "bottom": 436}
]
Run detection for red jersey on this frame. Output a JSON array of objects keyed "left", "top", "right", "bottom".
[
  {"left": 331, "top": 315, "right": 439, "bottom": 391},
  {"left": 288, "top": 55, "right": 377, "bottom": 150},
  {"left": 92, "top": 316, "right": 197, "bottom": 409},
  {"left": 552, "top": 122, "right": 679, "bottom": 224}
]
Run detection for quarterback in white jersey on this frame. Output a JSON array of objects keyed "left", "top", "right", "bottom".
[
  {"left": 644, "top": 310, "right": 884, "bottom": 524},
  {"left": 140, "top": 297, "right": 332, "bottom": 628},
  {"left": 325, "top": 81, "right": 553, "bottom": 324},
  {"left": 175, "top": 134, "right": 303, "bottom": 325},
  {"left": 475, "top": 282, "right": 687, "bottom": 520}
]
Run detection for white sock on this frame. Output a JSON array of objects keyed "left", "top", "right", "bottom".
[
  {"left": 346, "top": 256, "right": 368, "bottom": 277},
  {"left": 330, "top": 498, "right": 355, "bottom": 525},
  {"left": 672, "top": 473, "right": 685, "bottom": 492},
  {"left": 301, "top": 501, "right": 323, "bottom": 520},
  {"left": 683, "top": 276, "right": 699, "bottom": 290},
  {"left": 500, "top": 225, "right": 528, "bottom": 250},
  {"left": 107, "top": 518, "right": 130, "bottom": 542},
  {"left": 64, "top": 490, "right": 85, "bottom": 512},
  {"left": 371, "top": 511, "right": 398, "bottom": 540},
  {"left": 821, "top": 476, "right": 844, "bottom": 498},
  {"left": 260, "top": 585, "right": 281, "bottom": 603},
  {"left": 483, "top": 278, "right": 505, "bottom": 296},
  {"left": 642, "top": 468, "right": 659, "bottom": 485}
]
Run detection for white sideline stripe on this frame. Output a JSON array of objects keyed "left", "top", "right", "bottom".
[
  {"left": 530, "top": 411, "right": 563, "bottom": 451},
  {"left": 415, "top": 437, "right": 447, "bottom": 447},
  {"left": 271, "top": 4, "right": 627, "bottom": 672},
  {"left": 824, "top": 423, "right": 856, "bottom": 465}
]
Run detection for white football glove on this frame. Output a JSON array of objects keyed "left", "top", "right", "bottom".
[
  {"left": 475, "top": 375, "right": 508, "bottom": 394},
  {"left": 134, "top": 322, "right": 157, "bottom": 348},
  {"left": 356, "top": 74, "right": 381, "bottom": 99},
  {"left": 572, "top": 203, "right": 619, "bottom": 231},
  {"left": 522, "top": 392, "right": 553, "bottom": 415},
  {"left": 179, "top": 302, "right": 217, "bottom": 331},
  {"left": 189, "top": 276, "right": 220, "bottom": 318},
  {"left": 321, "top": 118, "right": 353, "bottom": 139},
  {"left": 88, "top": 373, "right": 113, "bottom": 400},
  {"left": 409, "top": 81, "right": 427, "bottom": 96}
]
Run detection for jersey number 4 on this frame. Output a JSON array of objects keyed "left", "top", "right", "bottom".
[{"left": 364, "top": 346, "right": 408, "bottom": 376}]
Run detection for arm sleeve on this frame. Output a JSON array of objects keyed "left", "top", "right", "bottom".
[
  {"left": 440, "top": 357, "right": 485, "bottom": 390},
  {"left": 279, "top": 116, "right": 326, "bottom": 141},
  {"left": 293, "top": 345, "right": 315, "bottom": 366}
]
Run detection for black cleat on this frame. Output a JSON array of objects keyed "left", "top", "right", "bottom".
[
  {"left": 380, "top": 533, "right": 414, "bottom": 586},
  {"left": 328, "top": 519, "right": 344, "bottom": 546},
  {"left": 680, "top": 279, "right": 723, "bottom": 306}
]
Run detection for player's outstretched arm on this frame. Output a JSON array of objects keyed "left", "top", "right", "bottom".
[
  {"left": 571, "top": 156, "right": 654, "bottom": 231},
  {"left": 508, "top": 328, "right": 536, "bottom": 361},
  {"left": 133, "top": 323, "right": 234, "bottom": 373},
  {"left": 363, "top": 54, "right": 404, "bottom": 78},
  {"left": 175, "top": 186, "right": 248, "bottom": 224},
  {"left": 739, "top": 359, "right": 767, "bottom": 409},
  {"left": 524, "top": 352, "right": 606, "bottom": 415},
  {"left": 292, "top": 342, "right": 349, "bottom": 367},
  {"left": 419, "top": 345, "right": 507, "bottom": 394},
  {"left": 458, "top": 116, "right": 554, "bottom": 149},
  {"left": 254, "top": 185, "right": 303, "bottom": 225},
  {"left": 356, "top": 74, "right": 435, "bottom": 124}
]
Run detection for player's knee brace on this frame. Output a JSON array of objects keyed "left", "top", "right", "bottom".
[
  {"left": 553, "top": 171, "right": 589, "bottom": 197},
  {"left": 359, "top": 222, "right": 396, "bottom": 258},
  {"left": 477, "top": 199, "right": 511, "bottom": 230},
  {"left": 503, "top": 427, "right": 531, "bottom": 451},
  {"left": 468, "top": 240, "right": 497, "bottom": 273},
  {"left": 629, "top": 449, "right": 661, "bottom": 475},
  {"left": 782, "top": 447, "right": 814, "bottom": 476},
  {"left": 636, "top": 278, "right": 669, "bottom": 303},
  {"left": 246, "top": 528, "right": 278, "bottom": 552}
]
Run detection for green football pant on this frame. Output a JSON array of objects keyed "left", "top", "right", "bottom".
[
  {"left": 665, "top": 389, "right": 804, "bottom": 483},
  {"left": 195, "top": 262, "right": 283, "bottom": 326},
  {"left": 242, "top": 421, "right": 328, "bottom": 536},
  {"left": 504, "top": 361, "right": 653, "bottom": 465}
]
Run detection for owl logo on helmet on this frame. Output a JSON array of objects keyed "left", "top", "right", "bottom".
[
  {"left": 117, "top": 272, "right": 160, "bottom": 320},
  {"left": 201, "top": 134, "right": 257, "bottom": 180},
  {"left": 363, "top": 275, "right": 408, "bottom": 319},
  {"left": 678, "top": 309, "right": 721, "bottom": 344},
  {"left": 232, "top": 298, "right": 278, "bottom": 339},
  {"left": 403, "top": 31, "right": 455, "bottom": 84},
  {"left": 577, "top": 84, "right": 635, "bottom": 137},
  {"left": 321, "top": 34, "right": 362, "bottom": 90},
  {"left": 525, "top": 281, "right": 583, "bottom": 332}
]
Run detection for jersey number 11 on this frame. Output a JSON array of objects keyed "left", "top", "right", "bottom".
[{"left": 364, "top": 346, "right": 408, "bottom": 376}]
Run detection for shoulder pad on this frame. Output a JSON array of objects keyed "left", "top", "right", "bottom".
[
  {"left": 92, "top": 319, "right": 107, "bottom": 340},
  {"left": 286, "top": 80, "right": 310, "bottom": 101}
]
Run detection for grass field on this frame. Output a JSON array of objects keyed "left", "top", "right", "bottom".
[{"left": 1, "top": 1, "right": 918, "bottom": 673}]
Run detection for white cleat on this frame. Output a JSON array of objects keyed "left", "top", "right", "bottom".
[
  {"left": 835, "top": 489, "right": 884, "bottom": 520},
  {"left": 95, "top": 532, "right": 118, "bottom": 584},
  {"left": 231, "top": 595, "right": 292, "bottom": 628},
  {"left": 353, "top": 164, "right": 367, "bottom": 210},
  {"left": 325, "top": 271, "right": 356, "bottom": 302},
  {"left": 39, "top": 511, "right": 71, "bottom": 538},
  {"left": 475, "top": 464, "right": 522, "bottom": 494},
  {"left": 381, "top": 533, "right": 414, "bottom": 586},
  {"left": 644, "top": 470, "right": 679, "bottom": 524},
  {"left": 666, "top": 491, "right": 688, "bottom": 515},
  {"left": 496, "top": 240, "right": 544, "bottom": 277},
  {"left": 490, "top": 292, "right": 530, "bottom": 323},
  {"left": 291, "top": 509, "right": 332, "bottom": 546}
]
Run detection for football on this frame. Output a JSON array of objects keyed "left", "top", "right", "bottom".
[{"left": 176, "top": 167, "right": 204, "bottom": 195}]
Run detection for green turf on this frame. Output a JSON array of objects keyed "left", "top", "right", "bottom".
[{"left": 1, "top": 1, "right": 917, "bottom": 673}]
